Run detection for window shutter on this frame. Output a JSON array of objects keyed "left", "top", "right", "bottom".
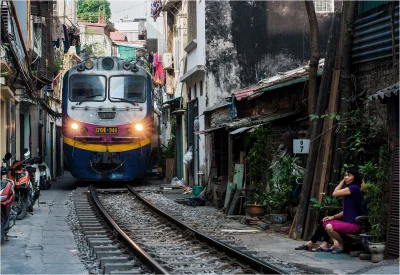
[
  {"left": 1, "top": 2, "right": 8, "bottom": 31},
  {"left": 386, "top": 138, "right": 399, "bottom": 257},
  {"left": 187, "top": 0, "right": 197, "bottom": 42}
]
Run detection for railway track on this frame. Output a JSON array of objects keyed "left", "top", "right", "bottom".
[{"left": 73, "top": 184, "right": 301, "bottom": 274}]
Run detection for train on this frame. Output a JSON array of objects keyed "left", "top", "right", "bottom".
[{"left": 62, "top": 57, "right": 154, "bottom": 181}]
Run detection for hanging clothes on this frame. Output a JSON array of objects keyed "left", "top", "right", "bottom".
[
  {"left": 51, "top": 19, "right": 64, "bottom": 42},
  {"left": 153, "top": 53, "right": 159, "bottom": 67},
  {"left": 62, "top": 24, "right": 70, "bottom": 53},
  {"left": 154, "top": 62, "right": 165, "bottom": 86}
]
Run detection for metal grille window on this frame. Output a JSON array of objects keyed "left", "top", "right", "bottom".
[
  {"left": 313, "top": 0, "right": 334, "bottom": 13},
  {"left": 187, "top": 0, "right": 197, "bottom": 42}
]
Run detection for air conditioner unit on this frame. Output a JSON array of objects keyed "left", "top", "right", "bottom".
[{"left": 162, "top": 53, "right": 173, "bottom": 70}]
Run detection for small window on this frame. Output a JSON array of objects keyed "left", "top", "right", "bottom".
[
  {"left": 200, "top": 81, "right": 203, "bottom": 96},
  {"left": 313, "top": 0, "right": 334, "bottom": 13},
  {"left": 69, "top": 75, "right": 106, "bottom": 102},
  {"left": 109, "top": 76, "right": 146, "bottom": 102},
  {"left": 194, "top": 84, "right": 197, "bottom": 98}
]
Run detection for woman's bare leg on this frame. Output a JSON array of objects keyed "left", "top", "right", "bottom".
[{"left": 325, "top": 224, "right": 344, "bottom": 250}]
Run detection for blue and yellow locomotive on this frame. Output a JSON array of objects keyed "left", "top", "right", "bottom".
[{"left": 62, "top": 57, "right": 154, "bottom": 181}]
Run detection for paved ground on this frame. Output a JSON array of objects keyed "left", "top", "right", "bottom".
[
  {"left": 2, "top": 173, "right": 398, "bottom": 274},
  {"left": 157, "top": 181, "right": 400, "bottom": 275},
  {"left": 0, "top": 172, "right": 87, "bottom": 274}
]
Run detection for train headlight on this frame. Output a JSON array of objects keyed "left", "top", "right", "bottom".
[
  {"left": 85, "top": 60, "right": 93, "bottom": 70},
  {"left": 135, "top": 124, "right": 143, "bottom": 131},
  {"left": 71, "top": 123, "right": 79, "bottom": 130}
]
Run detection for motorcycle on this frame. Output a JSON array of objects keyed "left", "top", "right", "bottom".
[
  {"left": 7, "top": 150, "right": 34, "bottom": 220},
  {"left": 1, "top": 153, "right": 16, "bottom": 243},
  {"left": 34, "top": 155, "right": 51, "bottom": 190},
  {"left": 23, "top": 151, "right": 41, "bottom": 210}
]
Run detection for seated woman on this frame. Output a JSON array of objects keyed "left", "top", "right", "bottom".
[{"left": 295, "top": 167, "right": 363, "bottom": 253}]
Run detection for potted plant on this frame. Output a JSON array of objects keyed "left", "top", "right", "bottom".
[
  {"left": 245, "top": 125, "right": 274, "bottom": 217},
  {"left": 360, "top": 146, "right": 390, "bottom": 263},
  {"left": 266, "top": 155, "right": 303, "bottom": 224},
  {"left": 246, "top": 192, "right": 267, "bottom": 217}
]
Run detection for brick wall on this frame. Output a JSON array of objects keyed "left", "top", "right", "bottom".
[{"left": 355, "top": 56, "right": 399, "bottom": 128}]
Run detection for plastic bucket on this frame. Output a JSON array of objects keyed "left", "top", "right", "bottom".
[{"left": 192, "top": 186, "right": 205, "bottom": 196}]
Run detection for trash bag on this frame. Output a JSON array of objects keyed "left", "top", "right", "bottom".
[
  {"left": 183, "top": 147, "right": 193, "bottom": 167},
  {"left": 189, "top": 197, "right": 205, "bottom": 207},
  {"left": 171, "top": 177, "right": 184, "bottom": 186}
]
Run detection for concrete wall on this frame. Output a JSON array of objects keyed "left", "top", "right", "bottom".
[{"left": 204, "top": 1, "right": 332, "bottom": 104}]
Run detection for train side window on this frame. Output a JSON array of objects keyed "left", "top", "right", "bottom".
[
  {"left": 109, "top": 76, "right": 145, "bottom": 103},
  {"left": 69, "top": 75, "right": 106, "bottom": 102}
]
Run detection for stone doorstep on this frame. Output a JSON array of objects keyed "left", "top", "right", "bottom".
[
  {"left": 92, "top": 245, "right": 120, "bottom": 253},
  {"left": 100, "top": 256, "right": 130, "bottom": 269},
  {"left": 103, "top": 263, "right": 137, "bottom": 274},
  {"left": 96, "top": 251, "right": 124, "bottom": 259}
]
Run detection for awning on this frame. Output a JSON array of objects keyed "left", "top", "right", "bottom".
[
  {"left": 229, "top": 127, "right": 252, "bottom": 135},
  {"left": 234, "top": 73, "right": 322, "bottom": 101},
  {"left": 180, "top": 65, "right": 205, "bottom": 83},
  {"left": 367, "top": 83, "right": 399, "bottom": 103},
  {"left": 163, "top": 97, "right": 182, "bottom": 109}
]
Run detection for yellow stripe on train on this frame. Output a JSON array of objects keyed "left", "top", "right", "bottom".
[{"left": 63, "top": 136, "right": 152, "bottom": 152}]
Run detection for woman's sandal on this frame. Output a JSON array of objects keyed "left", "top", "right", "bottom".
[
  {"left": 310, "top": 246, "right": 323, "bottom": 252},
  {"left": 331, "top": 248, "right": 344, "bottom": 254},
  {"left": 295, "top": 244, "right": 310, "bottom": 251}
]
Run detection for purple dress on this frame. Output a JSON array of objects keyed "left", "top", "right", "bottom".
[{"left": 323, "top": 184, "right": 362, "bottom": 234}]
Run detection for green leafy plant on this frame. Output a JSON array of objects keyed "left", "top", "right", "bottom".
[
  {"left": 156, "top": 136, "right": 175, "bottom": 175},
  {"left": 310, "top": 196, "right": 342, "bottom": 210},
  {"left": 246, "top": 124, "right": 274, "bottom": 189},
  {"left": 246, "top": 192, "right": 268, "bottom": 206},
  {"left": 266, "top": 155, "right": 303, "bottom": 213},
  {"left": 360, "top": 145, "right": 390, "bottom": 242}
]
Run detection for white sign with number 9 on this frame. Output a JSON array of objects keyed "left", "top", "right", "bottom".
[{"left": 293, "top": 139, "right": 310, "bottom": 154}]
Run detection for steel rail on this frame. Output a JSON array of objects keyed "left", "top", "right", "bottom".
[
  {"left": 126, "top": 185, "right": 286, "bottom": 274},
  {"left": 89, "top": 184, "right": 170, "bottom": 275}
]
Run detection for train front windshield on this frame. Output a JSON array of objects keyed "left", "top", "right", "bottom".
[
  {"left": 109, "top": 76, "right": 145, "bottom": 103},
  {"left": 69, "top": 75, "right": 106, "bottom": 102}
]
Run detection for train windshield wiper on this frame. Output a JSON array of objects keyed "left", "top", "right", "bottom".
[
  {"left": 110, "top": 97, "right": 139, "bottom": 106},
  {"left": 77, "top": 95, "right": 102, "bottom": 105}
]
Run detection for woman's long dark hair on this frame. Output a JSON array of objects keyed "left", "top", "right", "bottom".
[{"left": 345, "top": 167, "right": 362, "bottom": 187}]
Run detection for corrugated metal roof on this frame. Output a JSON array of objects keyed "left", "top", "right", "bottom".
[
  {"left": 352, "top": 4, "right": 399, "bottom": 64},
  {"left": 233, "top": 60, "right": 324, "bottom": 101},
  {"left": 368, "top": 83, "right": 399, "bottom": 101},
  {"left": 229, "top": 127, "right": 252, "bottom": 135}
]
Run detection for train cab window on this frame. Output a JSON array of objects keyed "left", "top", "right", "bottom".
[
  {"left": 109, "top": 76, "right": 145, "bottom": 103},
  {"left": 69, "top": 75, "right": 106, "bottom": 102}
]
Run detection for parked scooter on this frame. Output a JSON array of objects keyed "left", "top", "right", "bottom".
[
  {"left": 1, "top": 153, "right": 17, "bottom": 243},
  {"left": 23, "top": 150, "right": 40, "bottom": 210},
  {"left": 7, "top": 150, "right": 33, "bottom": 219},
  {"left": 35, "top": 155, "right": 51, "bottom": 190}
]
